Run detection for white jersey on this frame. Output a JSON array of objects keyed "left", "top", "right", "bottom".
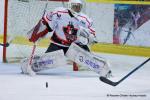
[
  {"left": 28, "top": 7, "right": 95, "bottom": 46},
  {"left": 43, "top": 7, "right": 95, "bottom": 47}
]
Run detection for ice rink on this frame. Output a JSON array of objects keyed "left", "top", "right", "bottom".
[{"left": 0, "top": 46, "right": 150, "bottom": 100}]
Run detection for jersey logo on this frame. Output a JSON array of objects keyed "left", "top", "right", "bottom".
[{"left": 63, "top": 22, "right": 78, "bottom": 43}]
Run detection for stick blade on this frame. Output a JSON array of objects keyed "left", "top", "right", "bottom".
[{"left": 99, "top": 76, "right": 118, "bottom": 86}]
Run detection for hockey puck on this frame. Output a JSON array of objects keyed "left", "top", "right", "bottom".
[{"left": 46, "top": 82, "right": 48, "bottom": 88}]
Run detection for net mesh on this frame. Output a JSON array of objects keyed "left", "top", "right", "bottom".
[{"left": 6, "top": 0, "right": 67, "bottom": 63}]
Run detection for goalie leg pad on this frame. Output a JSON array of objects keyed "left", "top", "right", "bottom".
[
  {"left": 20, "top": 50, "right": 66, "bottom": 74},
  {"left": 66, "top": 43, "right": 111, "bottom": 77}
]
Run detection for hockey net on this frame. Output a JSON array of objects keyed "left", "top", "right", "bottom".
[{"left": 3, "top": 0, "right": 68, "bottom": 62}]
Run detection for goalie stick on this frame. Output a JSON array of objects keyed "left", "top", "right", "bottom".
[
  {"left": 99, "top": 58, "right": 150, "bottom": 86},
  {"left": 27, "top": 1, "right": 48, "bottom": 76}
]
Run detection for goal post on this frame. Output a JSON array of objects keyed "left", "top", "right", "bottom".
[{"left": 3, "top": 0, "right": 8, "bottom": 63}]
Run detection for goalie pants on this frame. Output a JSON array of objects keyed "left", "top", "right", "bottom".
[{"left": 45, "top": 43, "right": 90, "bottom": 54}]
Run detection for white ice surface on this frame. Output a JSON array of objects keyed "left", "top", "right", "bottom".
[{"left": 0, "top": 46, "right": 150, "bottom": 100}]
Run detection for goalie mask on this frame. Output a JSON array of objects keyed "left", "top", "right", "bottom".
[{"left": 68, "top": 0, "right": 83, "bottom": 14}]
